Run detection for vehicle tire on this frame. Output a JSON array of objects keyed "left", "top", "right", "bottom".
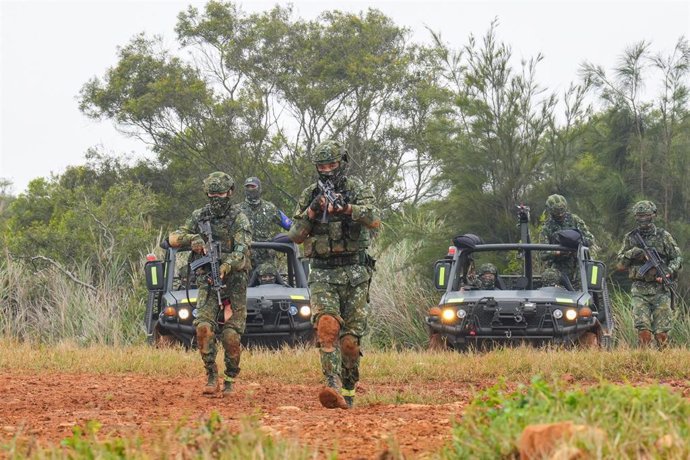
[
  {"left": 153, "top": 323, "right": 178, "bottom": 348},
  {"left": 428, "top": 333, "right": 448, "bottom": 351},
  {"left": 577, "top": 331, "right": 599, "bottom": 348}
]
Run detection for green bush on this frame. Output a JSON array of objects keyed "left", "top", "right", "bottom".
[{"left": 444, "top": 376, "right": 690, "bottom": 459}]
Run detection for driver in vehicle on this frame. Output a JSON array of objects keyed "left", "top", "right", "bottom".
[
  {"left": 540, "top": 268, "right": 563, "bottom": 288},
  {"left": 475, "top": 263, "right": 498, "bottom": 290},
  {"left": 256, "top": 263, "right": 281, "bottom": 286}
]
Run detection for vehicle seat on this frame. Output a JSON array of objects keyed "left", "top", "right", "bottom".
[
  {"left": 514, "top": 276, "right": 529, "bottom": 290},
  {"left": 560, "top": 273, "right": 575, "bottom": 291},
  {"left": 494, "top": 274, "right": 506, "bottom": 290}
]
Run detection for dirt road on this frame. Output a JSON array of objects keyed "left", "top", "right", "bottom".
[{"left": 0, "top": 372, "right": 475, "bottom": 459}]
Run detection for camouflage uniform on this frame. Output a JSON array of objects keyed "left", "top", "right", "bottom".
[
  {"left": 616, "top": 200, "right": 682, "bottom": 348},
  {"left": 239, "top": 177, "right": 292, "bottom": 267},
  {"left": 288, "top": 139, "right": 380, "bottom": 409},
  {"left": 169, "top": 172, "right": 252, "bottom": 394},
  {"left": 539, "top": 194, "right": 594, "bottom": 284}
]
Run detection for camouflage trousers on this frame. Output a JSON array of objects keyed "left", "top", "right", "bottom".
[
  {"left": 193, "top": 270, "right": 248, "bottom": 379},
  {"left": 631, "top": 281, "right": 672, "bottom": 334},
  {"left": 309, "top": 264, "right": 370, "bottom": 391}
]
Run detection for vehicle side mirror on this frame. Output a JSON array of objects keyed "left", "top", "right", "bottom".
[
  {"left": 301, "top": 259, "right": 310, "bottom": 279},
  {"left": 145, "top": 261, "right": 165, "bottom": 291},
  {"left": 434, "top": 261, "right": 451, "bottom": 291},
  {"left": 586, "top": 261, "right": 605, "bottom": 291}
]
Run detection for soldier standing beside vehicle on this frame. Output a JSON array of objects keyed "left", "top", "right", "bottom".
[
  {"left": 239, "top": 177, "right": 292, "bottom": 268},
  {"left": 539, "top": 194, "right": 595, "bottom": 285},
  {"left": 616, "top": 200, "right": 682, "bottom": 349},
  {"left": 288, "top": 139, "right": 381, "bottom": 410},
  {"left": 168, "top": 172, "right": 252, "bottom": 395}
]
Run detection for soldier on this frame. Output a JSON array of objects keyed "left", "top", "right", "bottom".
[
  {"left": 168, "top": 172, "right": 252, "bottom": 395},
  {"left": 256, "top": 262, "right": 279, "bottom": 285},
  {"left": 288, "top": 139, "right": 380, "bottom": 409},
  {"left": 540, "top": 268, "right": 563, "bottom": 288},
  {"left": 539, "top": 194, "right": 595, "bottom": 284},
  {"left": 476, "top": 263, "right": 498, "bottom": 290},
  {"left": 239, "top": 177, "right": 292, "bottom": 267},
  {"left": 616, "top": 200, "right": 682, "bottom": 349}
]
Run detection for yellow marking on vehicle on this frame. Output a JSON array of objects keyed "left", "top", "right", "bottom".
[
  {"left": 290, "top": 295, "right": 306, "bottom": 300},
  {"left": 591, "top": 265, "right": 598, "bottom": 285},
  {"left": 439, "top": 266, "right": 446, "bottom": 286},
  {"left": 556, "top": 298, "right": 575, "bottom": 304},
  {"left": 447, "top": 298, "right": 464, "bottom": 304},
  {"left": 180, "top": 298, "right": 197, "bottom": 304},
  {"left": 150, "top": 267, "right": 157, "bottom": 286}
]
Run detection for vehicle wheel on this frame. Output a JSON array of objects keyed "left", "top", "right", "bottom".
[
  {"left": 153, "top": 324, "right": 178, "bottom": 348},
  {"left": 599, "top": 334, "right": 613, "bottom": 351},
  {"left": 428, "top": 333, "right": 448, "bottom": 351},
  {"left": 577, "top": 331, "right": 599, "bottom": 348}
]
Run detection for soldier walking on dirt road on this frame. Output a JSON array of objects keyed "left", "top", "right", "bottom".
[
  {"left": 168, "top": 172, "right": 252, "bottom": 395},
  {"left": 288, "top": 139, "right": 381, "bottom": 409}
]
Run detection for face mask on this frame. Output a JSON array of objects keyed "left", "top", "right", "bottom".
[
  {"left": 245, "top": 187, "right": 261, "bottom": 204},
  {"left": 479, "top": 274, "right": 495, "bottom": 289},
  {"left": 636, "top": 214, "right": 654, "bottom": 232},
  {"left": 209, "top": 196, "right": 231, "bottom": 216},
  {"left": 550, "top": 207, "right": 567, "bottom": 222}
]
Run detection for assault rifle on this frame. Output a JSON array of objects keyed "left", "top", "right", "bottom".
[
  {"left": 189, "top": 219, "right": 225, "bottom": 309},
  {"left": 317, "top": 179, "right": 347, "bottom": 223},
  {"left": 631, "top": 230, "right": 679, "bottom": 296}
]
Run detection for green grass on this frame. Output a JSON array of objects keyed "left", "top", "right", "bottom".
[{"left": 442, "top": 376, "right": 690, "bottom": 459}]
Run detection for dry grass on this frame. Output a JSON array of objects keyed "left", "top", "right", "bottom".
[{"left": 2, "top": 340, "right": 690, "bottom": 385}]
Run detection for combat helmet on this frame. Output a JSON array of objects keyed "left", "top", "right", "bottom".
[
  {"left": 203, "top": 171, "right": 234, "bottom": 216},
  {"left": 312, "top": 139, "right": 348, "bottom": 183},
  {"left": 545, "top": 194, "right": 568, "bottom": 221},
  {"left": 203, "top": 171, "right": 235, "bottom": 194},
  {"left": 632, "top": 200, "right": 657, "bottom": 231}
]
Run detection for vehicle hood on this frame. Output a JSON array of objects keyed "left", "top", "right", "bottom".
[{"left": 248, "top": 285, "right": 310, "bottom": 301}]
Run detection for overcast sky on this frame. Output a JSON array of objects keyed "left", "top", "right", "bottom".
[{"left": 1, "top": 0, "right": 689, "bottom": 194}]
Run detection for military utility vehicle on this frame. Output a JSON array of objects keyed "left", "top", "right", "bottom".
[
  {"left": 144, "top": 237, "right": 313, "bottom": 348},
  {"left": 427, "top": 206, "right": 614, "bottom": 350}
]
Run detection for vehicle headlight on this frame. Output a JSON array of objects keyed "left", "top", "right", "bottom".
[
  {"left": 552, "top": 309, "right": 563, "bottom": 319},
  {"left": 441, "top": 308, "right": 456, "bottom": 322},
  {"left": 178, "top": 308, "right": 190, "bottom": 320},
  {"left": 299, "top": 305, "right": 311, "bottom": 317},
  {"left": 192, "top": 308, "right": 199, "bottom": 318},
  {"left": 565, "top": 309, "right": 577, "bottom": 321},
  {"left": 456, "top": 308, "right": 467, "bottom": 319},
  {"left": 289, "top": 305, "right": 298, "bottom": 316}
]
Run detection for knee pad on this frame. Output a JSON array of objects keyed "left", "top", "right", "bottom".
[
  {"left": 317, "top": 315, "right": 340, "bottom": 352},
  {"left": 221, "top": 329, "right": 241, "bottom": 357},
  {"left": 340, "top": 334, "right": 360, "bottom": 360},
  {"left": 196, "top": 323, "right": 214, "bottom": 349}
]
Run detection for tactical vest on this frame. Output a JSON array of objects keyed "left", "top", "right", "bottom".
[
  {"left": 301, "top": 186, "right": 370, "bottom": 259},
  {"left": 189, "top": 206, "right": 239, "bottom": 266}
]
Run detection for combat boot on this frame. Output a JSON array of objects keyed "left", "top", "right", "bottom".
[
  {"left": 318, "top": 375, "right": 349, "bottom": 410},
  {"left": 638, "top": 330, "right": 653, "bottom": 348},
  {"left": 341, "top": 388, "right": 356, "bottom": 409},
  {"left": 203, "top": 364, "right": 219, "bottom": 395},
  {"left": 655, "top": 332, "right": 669, "bottom": 350},
  {"left": 223, "top": 376, "right": 234, "bottom": 395}
]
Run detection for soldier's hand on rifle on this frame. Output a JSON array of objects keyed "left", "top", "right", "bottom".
[
  {"left": 656, "top": 273, "right": 672, "bottom": 284},
  {"left": 220, "top": 263, "right": 232, "bottom": 280},
  {"left": 307, "top": 195, "right": 326, "bottom": 220},
  {"left": 626, "top": 247, "right": 645, "bottom": 261},
  {"left": 191, "top": 235, "right": 206, "bottom": 254}
]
